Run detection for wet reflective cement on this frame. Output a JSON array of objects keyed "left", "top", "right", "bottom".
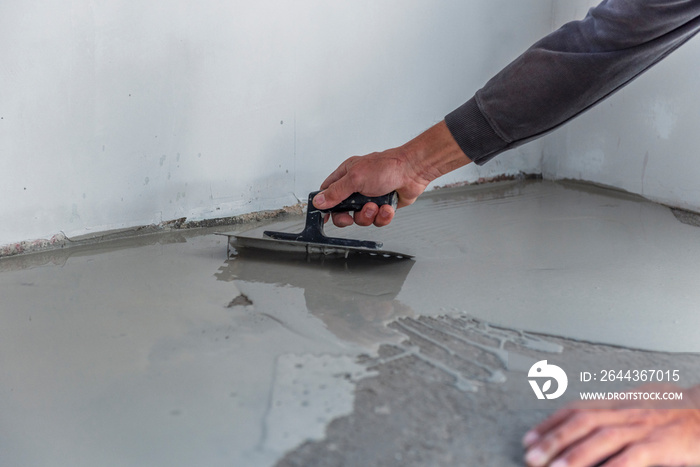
[{"left": 1, "top": 180, "right": 699, "bottom": 466}]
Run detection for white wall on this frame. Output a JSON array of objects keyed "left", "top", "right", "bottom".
[
  {"left": 0, "top": 0, "right": 552, "bottom": 248},
  {"left": 542, "top": 1, "right": 700, "bottom": 212}
]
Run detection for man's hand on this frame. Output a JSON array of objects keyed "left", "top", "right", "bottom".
[
  {"left": 312, "top": 121, "right": 471, "bottom": 228},
  {"left": 313, "top": 149, "right": 429, "bottom": 228},
  {"left": 523, "top": 383, "right": 700, "bottom": 467}
]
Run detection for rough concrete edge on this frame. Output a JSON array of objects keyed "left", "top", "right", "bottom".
[
  {"left": 670, "top": 207, "right": 700, "bottom": 228},
  {"left": 0, "top": 203, "right": 306, "bottom": 260},
  {"left": 5, "top": 173, "right": 697, "bottom": 259},
  {"left": 482, "top": 175, "right": 700, "bottom": 228},
  {"left": 2, "top": 175, "right": 542, "bottom": 260},
  {"left": 430, "top": 171, "right": 542, "bottom": 191},
  {"left": 550, "top": 177, "right": 700, "bottom": 226}
]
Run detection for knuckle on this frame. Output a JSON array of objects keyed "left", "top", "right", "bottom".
[
  {"left": 539, "top": 417, "right": 590, "bottom": 453},
  {"left": 331, "top": 213, "right": 349, "bottom": 228},
  {"left": 539, "top": 432, "right": 564, "bottom": 452},
  {"left": 595, "top": 426, "right": 624, "bottom": 440},
  {"left": 324, "top": 184, "right": 339, "bottom": 198},
  {"left": 347, "top": 170, "right": 363, "bottom": 187},
  {"left": 604, "top": 445, "right": 651, "bottom": 467},
  {"left": 557, "top": 445, "right": 586, "bottom": 466},
  {"left": 353, "top": 213, "right": 371, "bottom": 226},
  {"left": 569, "top": 411, "right": 595, "bottom": 430}
]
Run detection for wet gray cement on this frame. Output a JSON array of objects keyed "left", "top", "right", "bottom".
[
  {"left": 1, "top": 180, "right": 700, "bottom": 466},
  {"left": 279, "top": 319, "right": 700, "bottom": 467}
]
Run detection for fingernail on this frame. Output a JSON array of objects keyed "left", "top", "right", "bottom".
[
  {"left": 524, "top": 448, "right": 547, "bottom": 467},
  {"left": 522, "top": 430, "right": 539, "bottom": 447},
  {"left": 550, "top": 459, "right": 568, "bottom": 467},
  {"left": 365, "top": 207, "right": 377, "bottom": 218},
  {"left": 314, "top": 193, "right": 325, "bottom": 207},
  {"left": 380, "top": 209, "right": 391, "bottom": 219}
]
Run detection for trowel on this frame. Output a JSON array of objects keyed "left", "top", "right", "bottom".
[{"left": 221, "top": 191, "right": 413, "bottom": 259}]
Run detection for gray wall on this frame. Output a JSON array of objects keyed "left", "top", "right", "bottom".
[
  {"left": 4, "top": 1, "right": 699, "bottom": 249},
  {"left": 0, "top": 0, "right": 550, "bottom": 247}
]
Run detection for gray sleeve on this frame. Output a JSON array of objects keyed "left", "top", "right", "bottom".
[{"left": 445, "top": 0, "right": 700, "bottom": 165}]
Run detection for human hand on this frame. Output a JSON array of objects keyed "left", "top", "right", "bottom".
[
  {"left": 312, "top": 121, "right": 471, "bottom": 228},
  {"left": 522, "top": 383, "right": 700, "bottom": 467},
  {"left": 312, "top": 148, "right": 430, "bottom": 228}
]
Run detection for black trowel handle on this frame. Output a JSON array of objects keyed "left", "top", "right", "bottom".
[
  {"left": 309, "top": 191, "right": 398, "bottom": 213},
  {"left": 263, "top": 190, "right": 400, "bottom": 251}
]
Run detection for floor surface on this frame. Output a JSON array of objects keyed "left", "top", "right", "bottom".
[{"left": 2, "top": 180, "right": 699, "bottom": 466}]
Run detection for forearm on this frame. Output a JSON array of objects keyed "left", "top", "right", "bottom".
[
  {"left": 400, "top": 121, "right": 472, "bottom": 186},
  {"left": 447, "top": 0, "right": 700, "bottom": 165}
]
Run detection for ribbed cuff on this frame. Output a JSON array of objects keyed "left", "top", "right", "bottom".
[{"left": 445, "top": 97, "right": 508, "bottom": 166}]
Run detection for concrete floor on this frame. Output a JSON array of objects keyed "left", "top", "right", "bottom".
[{"left": 2, "top": 180, "right": 700, "bottom": 466}]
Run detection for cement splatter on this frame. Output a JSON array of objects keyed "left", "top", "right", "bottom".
[
  {"left": 259, "top": 354, "right": 374, "bottom": 457},
  {"left": 368, "top": 315, "right": 561, "bottom": 393},
  {"left": 227, "top": 293, "right": 253, "bottom": 307},
  {"left": 671, "top": 207, "right": 700, "bottom": 227},
  {"left": 277, "top": 322, "right": 700, "bottom": 467}
]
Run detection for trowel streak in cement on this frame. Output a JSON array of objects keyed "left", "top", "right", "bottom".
[{"left": 1, "top": 180, "right": 699, "bottom": 467}]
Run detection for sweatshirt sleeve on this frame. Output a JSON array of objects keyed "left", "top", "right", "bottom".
[{"left": 445, "top": 0, "right": 700, "bottom": 165}]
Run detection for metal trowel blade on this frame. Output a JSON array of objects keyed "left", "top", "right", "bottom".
[{"left": 219, "top": 233, "right": 413, "bottom": 259}]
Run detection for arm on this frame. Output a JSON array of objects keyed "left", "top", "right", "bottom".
[
  {"left": 316, "top": 0, "right": 700, "bottom": 227},
  {"left": 447, "top": 0, "right": 700, "bottom": 165},
  {"left": 313, "top": 121, "right": 471, "bottom": 227}
]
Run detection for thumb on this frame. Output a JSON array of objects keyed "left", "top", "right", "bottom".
[{"left": 313, "top": 176, "right": 357, "bottom": 210}]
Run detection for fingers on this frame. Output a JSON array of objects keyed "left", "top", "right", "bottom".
[
  {"left": 313, "top": 170, "right": 360, "bottom": 211},
  {"left": 329, "top": 212, "right": 354, "bottom": 228},
  {"left": 605, "top": 431, "right": 700, "bottom": 467},
  {"left": 374, "top": 204, "right": 395, "bottom": 227},
  {"left": 524, "top": 407, "right": 578, "bottom": 448},
  {"left": 602, "top": 442, "right": 655, "bottom": 467},
  {"left": 525, "top": 396, "right": 623, "bottom": 449},
  {"left": 328, "top": 203, "right": 395, "bottom": 228},
  {"left": 525, "top": 410, "right": 622, "bottom": 467},
  {"left": 549, "top": 425, "right": 648, "bottom": 467},
  {"left": 319, "top": 156, "right": 358, "bottom": 191},
  {"left": 524, "top": 396, "right": 700, "bottom": 467},
  {"left": 315, "top": 147, "right": 430, "bottom": 227},
  {"left": 536, "top": 424, "right": 693, "bottom": 467},
  {"left": 314, "top": 153, "right": 400, "bottom": 227},
  {"left": 353, "top": 203, "right": 378, "bottom": 227},
  {"left": 353, "top": 203, "right": 395, "bottom": 227}
]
